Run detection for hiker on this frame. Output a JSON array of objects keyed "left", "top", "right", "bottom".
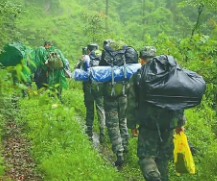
[
  {"left": 44, "top": 41, "right": 68, "bottom": 101},
  {"left": 74, "top": 47, "right": 87, "bottom": 70},
  {"left": 99, "top": 40, "right": 132, "bottom": 167},
  {"left": 34, "top": 46, "right": 48, "bottom": 89},
  {"left": 127, "top": 46, "right": 186, "bottom": 181},
  {"left": 65, "top": 59, "right": 70, "bottom": 71},
  {"left": 75, "top": 44, "right": 106, "bottom": 143},
  {"left": 0, "top": 42, "right": 32, "bottom": 97},
  {"left": 64, "top": 58, "right": 72, "bottom": 78}
]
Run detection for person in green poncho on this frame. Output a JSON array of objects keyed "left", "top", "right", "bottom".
[
  {"left": 34, "top": 46, "right": 48, "bottom": 89},
  {"left": 44, "top": 41, "right": 68, "bottom": 101},
  {"left": 0, "top": 42, "right": 32, "bottom": 97}
]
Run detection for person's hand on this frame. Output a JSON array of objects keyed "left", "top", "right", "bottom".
[
  {"left": 175, "top": 126, "right": 185, "bottom": 134},
  {"left": 46, "top": 71, "right": 49, "bottom": 77},
  {"left": 131, "top": 128, "right": 138, "bottom": 137},
  {"left": 80, "top": 55, "right": 85, "bottom": 61}
]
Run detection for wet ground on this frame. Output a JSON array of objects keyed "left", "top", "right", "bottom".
[
  {"left": 92, "top": 132, "right": 116, "bottom": 165},
  {"left": 1, "top": 122, "right": 42, "bottom": 181}
]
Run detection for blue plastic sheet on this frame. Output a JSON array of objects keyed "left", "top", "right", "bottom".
[
  {"left": 91, "top": 63, "right": 141, "bottom": 82},
  {"left": 72, "top": 69, "right": 90, "bottom": 81}
]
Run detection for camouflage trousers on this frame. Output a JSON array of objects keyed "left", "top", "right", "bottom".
[
  {"left": 137, "top": 127, "right": 174, "bottom": 181},
  {"left": 104, "top": 96, "right": 129, "bottom": 155},
  {"left": 84, "top": 95, "right": 106, "bottom": 140}
]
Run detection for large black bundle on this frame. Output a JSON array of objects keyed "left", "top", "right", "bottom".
[
  {"left": 140, "top": 55, "right": 206, "bottom": 110},
  {"left": 125, "top": 46, "right": 138, "bottom": 64},
  {"left": 100, "top": 46, "right": 138, "bottom": 66}
]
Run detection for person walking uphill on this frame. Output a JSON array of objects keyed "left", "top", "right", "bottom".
[
  {"left": 44, "top": 41, "right": 68, "bottom": 101},
  {"left": 127, "top": 46, "right": 185, "bottom": 181},
  {"left": 99, "top": 40, "right": 130, "bottom": 167},
  {"left": 34, "top": 46, "right": 48, "bottom": 89},
  {"left": 75, "top": 44, "right": 106, "bottom": 143}
]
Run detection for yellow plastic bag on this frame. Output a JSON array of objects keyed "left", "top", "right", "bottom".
[{"left": 173, "top": 131, "right": 195, "bottom": 174}]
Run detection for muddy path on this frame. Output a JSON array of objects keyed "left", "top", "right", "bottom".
[
  {"left": 92, "top": 129, "right": 143, "bottom": 181},
  {"left": 92, "top": 132, "right": 116, "bottom": 164},
  {"left": 0, "top": 109, "right": 140, "bottom": 181},
  {"left": 1, "top": 121, "right": 42, "bottom": 181}
]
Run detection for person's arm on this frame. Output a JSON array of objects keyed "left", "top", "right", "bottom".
[
  {"left": 65, "top": 59, "right": 69, "bottom": 69},
  {"left": 74, "top": 61, "right": 81, "bottom": 69},
  {"left": 83, "top": 55, "right": 90, "bottom": 71},
  {"left": 175, "top": 111, "right": 186, "bottom": 134},
  {"left": 127, "top": 74, "right": 140, "bottom": 137},
  {"left": 75, "top": 54, "right": 88, "bottom": 70}
]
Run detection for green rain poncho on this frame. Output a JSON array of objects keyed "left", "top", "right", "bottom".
[
  {"left": 46, "top": 46, "right": 68, "bottom": 89},
  {"left": 0, "top": 42, "right": 32, "bottom": 84},
  {"left": 34, "top": 46, "right": 47, "bottom": 70},
  {"left": 0, "top": 42, "right": 26, "bottom": 66}
]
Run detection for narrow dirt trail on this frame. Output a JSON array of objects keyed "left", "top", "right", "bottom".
[
  {"left": 1, "top": 122, "right": 42, "bottom": 181},
  {"left": 92, "top": 130, "right": 143, "bottom": 181}
]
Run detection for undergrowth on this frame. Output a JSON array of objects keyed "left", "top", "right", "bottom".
[{"left": 17, "top": 88, "right": 126, "bottom": 181}]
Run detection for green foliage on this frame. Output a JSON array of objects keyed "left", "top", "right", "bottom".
[
  {"left": 0, "top": 0, "right": 21, "bottom": 50},
  {"left": 179, "top": 34, "right": 217, "bottom": 108},
  {"left": 62, "top": 81, "right": 85, "bottom": 115},
  {"left": 1, "top": 0, "right": 217, "bottom": 180},
  {"left": 170, "top": 105, "right": 217, "bottom": 181},
  {"left": 0, "top": 66, "right": 24, "bottom": 177},
  {"left": 182, "top": 0, "right": 217, "bottom": 11},
  {"left": 0, "top": 114, "right": 5, "bottom": 176},
  {"left": 17, "top": 89, "right": 126, "bottom": 181},
  {"left": 122, "top": 138, "right": 144, "bottom": 180},
  {"left": 84, "top": 12, "right": 106, "bottom": 43}
]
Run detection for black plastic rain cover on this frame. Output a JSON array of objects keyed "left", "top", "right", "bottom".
[
  {"left": 140, "top": 55, "right": 206, "bottom": 110},
  {"left": 101, "top": 46, "right": 138, "bottom": 66}
]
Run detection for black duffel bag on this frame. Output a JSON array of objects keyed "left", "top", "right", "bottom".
[{"left": 139, "top": 55, "right": 206, "bottom": 110}]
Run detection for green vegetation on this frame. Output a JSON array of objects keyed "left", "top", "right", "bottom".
[
  {"left": 0, "top": 0, "right": 217, "bottom": 180},
  {"left": 17, "top": 91, "right": 126, "bottom": 181}
]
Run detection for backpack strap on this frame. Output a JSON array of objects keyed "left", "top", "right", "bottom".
[
  {"left": 104, "top": 48, "right": 128, "bottom": 97},
  {"left": 111, "top": 59, "right": 116, "bottom": 96},
  {"left": 156, "top": 121, "right": 163, "bottom": 142},
  {"left": 122, "top": 54, "right": 127, "bottom": 95},
  {"left": 136, "top": 69, "right": 141, "bottom": 86},
  {"left": 89, "top": 82, "right": 92, "bottom": 94}
]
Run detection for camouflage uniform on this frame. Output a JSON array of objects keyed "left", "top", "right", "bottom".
[
  {"left": 99, "top": 40, "right": 130, "bottom": 166},
  {"left": 83, "top": 82, "right": 105, "bottom": 142},
  {"left": 76, "top": 54, "right": 106, "bottom": 142},
  {"left": 127, "top": 71, "right": 185, "bottom": 181},
  {"left": 103, "top": 83, "right": 129, "bottom": 165}
]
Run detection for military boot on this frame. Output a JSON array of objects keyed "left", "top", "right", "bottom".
[
  {"left": 123, "top": 146, "right": 128, "bottom": 154},
  {"left": 99, "top": 128, "right": 105, "bottom": 144},
  {"left": 114, "top": 154, "right": 124, "bottom": 167},
  {"left": 146, "top": 171, "right": 162, "bottom": 181},
  {"left": 85, "top": 126, "right": 93, "bottom": 141}
]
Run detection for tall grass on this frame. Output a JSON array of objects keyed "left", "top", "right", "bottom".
[{"left": 17, "top": 86, "right": 126, "bottom": 181}]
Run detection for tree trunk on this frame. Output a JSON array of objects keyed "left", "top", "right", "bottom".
[
  {"left": 185, "top": 5, "right": 204, "bottom": 62},
  {"left": 190, "top": 5, "right": 204, "bottom": 42}
]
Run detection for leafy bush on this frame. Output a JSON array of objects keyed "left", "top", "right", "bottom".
[{"left": 0, "top": 114, "right": 5, "bottom": 176}]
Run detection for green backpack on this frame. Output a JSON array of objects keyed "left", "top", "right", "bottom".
[
  {"left": 0, "top": 42, "right": 26, "bottom": 67},
  {"left": 48, "top": 51, "right": 63, "bottom": 69}
]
